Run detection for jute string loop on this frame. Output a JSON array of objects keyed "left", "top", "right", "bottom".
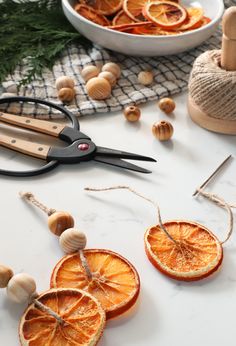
[
  {"left": 85, "top": 186, "right": 179, "bottom": 246},
  {"left": 196, "top": 188, "right": 235, "bottom": 244},
  {"left": 85, "top": 185, "right": 235, "bottom": 245},
  {"left": 19, "top": 192, "right": 56, "bottom": 216}
]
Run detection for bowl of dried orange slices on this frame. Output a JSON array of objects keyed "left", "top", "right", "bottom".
[{"left": 62, "top": 0, "right": 224, "bottom": 56}]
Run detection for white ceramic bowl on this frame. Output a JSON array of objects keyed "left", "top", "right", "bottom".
[{"left": 62, "top": 0, "right": 224, "bottom": 56}]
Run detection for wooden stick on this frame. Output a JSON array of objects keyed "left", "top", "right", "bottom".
[{"left": 221, "top": 6, "right": 236, "bottom": 71}]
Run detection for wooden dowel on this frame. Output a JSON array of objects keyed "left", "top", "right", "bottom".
[{"left": 221, "top": 6, "right": 236, "bottom": 71}]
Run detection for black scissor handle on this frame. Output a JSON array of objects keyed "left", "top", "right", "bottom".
[{"left": 0, "top": 96, "right": 79, "bottom": 177}]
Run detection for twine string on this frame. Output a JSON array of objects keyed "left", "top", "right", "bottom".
[
  {"left": 79, "top": 250, "right": 93, "bottom": 280},
  {"left": 19, "top": 192, "right": 56, "bottom": 216},
  {"left": 197, "top": 188, "right": 234, "bottom": 244},
  {"left": 84, "top": 186, "right": 179, "bottom": 246},
  {"left": 33, "top": 298, "right": 64, "bottom": 324}
]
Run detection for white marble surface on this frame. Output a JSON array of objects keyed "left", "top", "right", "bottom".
[{"left": 0, "top": 92, "right": 236, "bottom": 346}]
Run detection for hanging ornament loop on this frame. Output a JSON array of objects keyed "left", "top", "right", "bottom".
[
  {"left": 20, "top": 192, "right": 56, "bottom": 216},
  {"left": 196, "top": 188, "right": 234, "bottom": 245},
  {"left": 84, "top": 185, "right": 179, "bottom": 246}
]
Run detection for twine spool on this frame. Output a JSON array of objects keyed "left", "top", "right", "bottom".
[{"left": 189, "top": 50, "right": 236, "bottom": 122}]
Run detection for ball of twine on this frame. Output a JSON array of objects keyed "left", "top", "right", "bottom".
[{"left": 189, "top": 50, "right": 236, "bottom": 121}]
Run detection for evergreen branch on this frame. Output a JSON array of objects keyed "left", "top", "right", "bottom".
[{"left": 0, "top": 0, "right": 90, "bottom": 85}]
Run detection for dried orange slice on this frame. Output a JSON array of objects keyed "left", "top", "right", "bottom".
[
  {"left": 50, "top": 249, "right": 140, "bottom": 319},
  {"left": 190, "top": 16, "right": 211, "bottom": 30},
  {"left": 112, "top": 10, "right": 136, "bottom": 26},
  {"left": 123, "top": 0, "right": 148, "bottom": 22},
  {"left": 143, "top": 1, "right": 187, "bottom": 29},
  {"left": 19, "top": 288, "right": 106, "bottom": 346},
  {"left": 81, "top": 0, "right": 123, "bottom": 16},
  {"left": 110, "top": 21, "right": 152, "bottom": 32},
  {"left": 133, "top": 25, "right": 180, "bottom": 35},
  {"left": 145, "top": 220, "right": 223, "bottom": 281},
  {"left": 74, "top": 4, "right": 110, "bottom": 26},
  {"left": 176, "top": 7, "right": 204, "bottom": 31}
]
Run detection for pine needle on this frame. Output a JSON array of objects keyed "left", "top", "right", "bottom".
[{"left": 0, "top": 0, "right": 90, "bottom": 85}]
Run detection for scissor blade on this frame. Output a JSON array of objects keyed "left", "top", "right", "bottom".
[
  {"left": 93, "top": 156, "right": 152, "bottom": 174},
  {"left": 96, "top": 146, "right": 156, "bottom": 162}
]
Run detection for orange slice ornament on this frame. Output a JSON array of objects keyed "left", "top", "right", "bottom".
[
  {"left": 145, "top": 221, "right": 223, "bottom": 281},
  {"left": 84, "top": 161, "right": 234, "bottom": 282},
  {"left": 19, "top": 288, "right": 106, "bottom": 346},
  {"left": 20, "top": 193, "right": 141, "bottom": 321},
  {"left": 143, "top": 1, "right": 187, "bottom": 29},
  {"left": 74, "top": 4, "right": 110, "bottom": 26},
  {"left": 50, "top": 249, "right": 140, "bottom": 320}
]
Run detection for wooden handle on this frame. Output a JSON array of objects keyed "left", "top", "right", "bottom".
[
  {"left": 0, "top": 133, "right": 50, "bottom": 160},
  {"left": 221, "top": 6, "right": 236, "bottom": 71},
  {"left": 0, "top": 112, "right": 65, "bottom": 137}
]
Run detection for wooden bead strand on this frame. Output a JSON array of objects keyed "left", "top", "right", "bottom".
[
  {"left": 0, "top": 263, "right": 37, "bottom": 303},
  {"left": 20, "top": 192, "right": 92, "bottom": 276},
  {"left": 0, "top": 263, "right": 70, "bottom": 329},
  {"left": 19, "top": 192, "right": 74, "bottom": 236}
]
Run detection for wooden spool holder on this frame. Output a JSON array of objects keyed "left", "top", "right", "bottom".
[{"left": 188, "top": 7, "right": 236, "bottom": 135}]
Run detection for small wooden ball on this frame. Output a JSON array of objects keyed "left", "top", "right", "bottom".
[
  {"left": 98, "top": 71, "right": 116, "bottom": 87},
  {"left": 124, "top": 105, "right": 141, "bottom": 122},
  {"left": 0, "top": 265, "right": 13, "bottom": 288},
  {"left": 138, "top": 71, "right": 154, "bottom": 86},
  {"left": 102, "top": 62, "right": 121, "bottom": 79},
  {"left": 59, "top": 228, "right": 87, "bottom": 254},
  {"left": 55, "top": 76, "right": 75, "bottom": 91},
  {"left": 86, "top": 77, "right": 111, "bottom": 100},
  {"left": 48, "top": 211, "right": 75, "bottom": 236},
  {"left": 158, "top": 97, "right": 176, "bottom": 114},
  {"left": 81, "top": 65, "right": 100, "bottom": 82},
  {"left": 152, "top": 121, "right": 174, "bottom": 141},
  {"left": 58, "top": 87, "right": 75, "bottom": 102},
  {"left": 7, "top": 274, "right": 37, "bottom": 304}
]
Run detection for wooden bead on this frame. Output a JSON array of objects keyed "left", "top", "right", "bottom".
[
  {"left": 81, "top": 65, "right": 100, "bottom": 82},
  {"left": 159, "top": 97, "right": 176, "bottom": 114},
  {"left": 86, "top": 77, "right": 111, "bottom": 100},
  {"left": 7, "top": 274, "right": 36, "bottom": 304},
  {"left": 58, "top": 87, "right": 75, "bottom": 102},
  {"left": 152, "top": 121, "right": 174, "bottom": 141},
  {"left": 59, "top": 228, "right": 87, "bottom": 254},
  {"left": 98, "top": 71, "right": 116, "bottom": 87},
  {"left": 48, "top": 211, "right": 74, "bottom": 236},
  {"left": 0, "top": 265, "right": 13, "bottom": 288},
  {"left": 102, "top": 62, "right": 121, "bottom": 79},
  {"left": 124, "top": 105, "right": 141, "bottom": 122},
  {"left": 138, "top": 71, "right": 154, "bottom": 86},
  {"left": 55, "top": 76, "right": 75, "bottom": 91}
]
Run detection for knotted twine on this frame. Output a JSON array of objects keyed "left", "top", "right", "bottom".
[
  {"left": 19, "top": 191, "right": 93, "bottom": 280},
  {"left": 85, "top": 185, "right": 235, "bottom": 245},
  {"left": 189, "top": 50, "right": 236, "bottom": 121}
]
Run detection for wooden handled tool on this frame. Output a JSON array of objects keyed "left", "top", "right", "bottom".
[{"left": 221, "top": 6, "right": 236, "bottom": 71}]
